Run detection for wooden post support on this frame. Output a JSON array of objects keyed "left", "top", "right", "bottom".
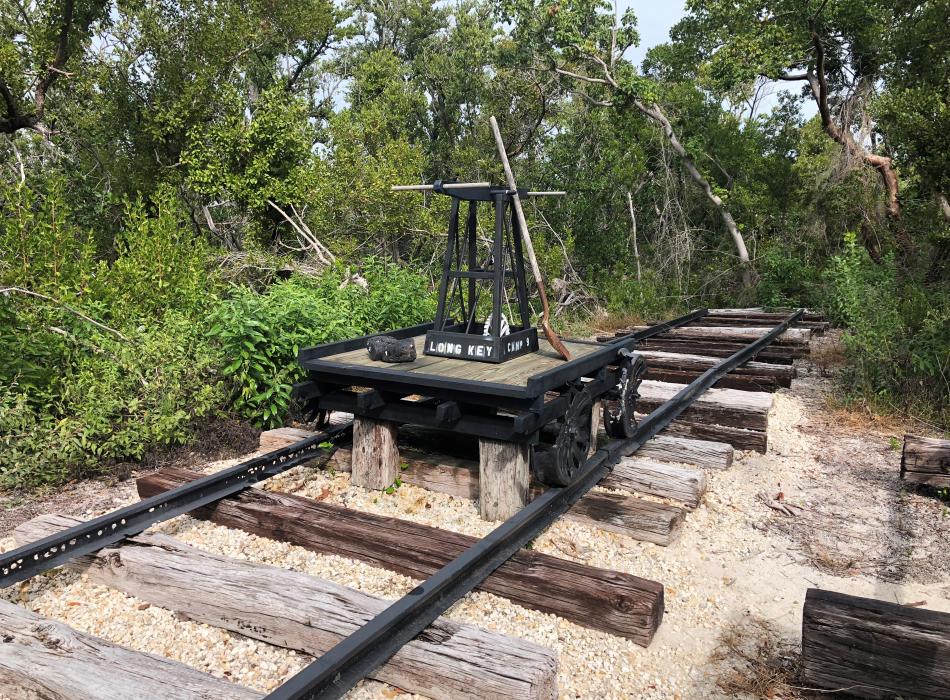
[
  {"left": 478, "top": 438, "right": 530, "bottom": 520},
  {"left": 590, "top": 399, "right": 602, "bottom": 456},
  {"left": 351, "top": 417, "right": 399, "bottom": 490}
]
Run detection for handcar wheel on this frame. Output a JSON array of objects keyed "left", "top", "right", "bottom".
[
  {"left": 603, "top": 354, "right": 646, "bottom": 439},
  {"left": 536, "top": 382, "right": 593, "bottom": 487},
  {"left": 308, "top": 408, "right": 332, "bottom": 428}
]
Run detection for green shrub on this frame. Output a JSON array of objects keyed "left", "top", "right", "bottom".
[
  {"left": 599, "top": 267, "right": 684, "bottom": 321},
  {"left": 823, "top": 232, "right": 950, "bottom": 426},
  {"left": 755, "top": 241, "right": 821, "bottom": 308},
  {"left": 0, "top": 314, "right": 226, "bottom": 489},
  {"left": 210, "top": 260, "right": 435, "bottom": 427},
  {"left": 92, "top": 187, "right": 219, "bottom": 321}
]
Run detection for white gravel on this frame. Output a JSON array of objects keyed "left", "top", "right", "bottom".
[{"left": 3, "top": 358, "right": 948, "bottom": 699}]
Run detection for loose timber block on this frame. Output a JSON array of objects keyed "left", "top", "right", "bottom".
[
  {"left": 0, "top": 599, "right": 258, "bottom": 700},
  {"left": 352, "top": 416, "right": 399, "bottom": 490},
  {"left": 901, "top": 434, "right": 950, "bottom": 487},
  {"left": 802, "top": 588, "right": 950, "bottom": 699},
  {"left": 16, "top": 515, "right": 559, "bottom": 700},
  {"left": 479, "top": 437, "right": 530, "bottom": 521}
]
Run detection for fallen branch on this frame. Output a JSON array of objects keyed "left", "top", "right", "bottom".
[{"left": 1, "top": 287, "right": 128, "bottom": 341}]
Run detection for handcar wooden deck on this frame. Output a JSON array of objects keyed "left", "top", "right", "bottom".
[{"left": 298, "top": 321, "right": 647, "bottom": 491}]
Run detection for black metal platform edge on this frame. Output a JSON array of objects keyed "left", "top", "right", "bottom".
[
  {"left": 304, "top": 359, "right": 538, "bottom": 399},
  {"left": 0, "top": 422, "right": 353, "bottom": 588},
  {"left": 298, "top": 309, "right": 708, "bottom": 402},
  {"left": 299, "top": 322, "right": 436, "bottom": 363},
  {"left": 264, "top": 309, "right": 804, "bottom": 700}
]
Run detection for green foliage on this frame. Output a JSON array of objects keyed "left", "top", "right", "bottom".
[
  {"left": 2, "top": 0, "right": 949, "bottom": 494},
  {"left": 822, "top": 232, "right": 950, "bottom": 424},
  {"left": 0, "top": 314, "right": 226, "bottom": 489},
  {"left": 210, "top": 261, "right": 435, "bottom": 428},
  {"left": 0, "top": 180, "right": 226, "bottom": 489},
  {"left": 755, "top": 242, "right": 821, "bottom": 308},
  {"left": 96, "top": 189, "right": 218, "bottom": 320},
  {"left": 183, "top": 86, "right": 318, "bottom": 217}
]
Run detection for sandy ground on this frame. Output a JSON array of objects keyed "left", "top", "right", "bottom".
[{"left": 1, "top": 343, "right": 948, "bottom": 699}]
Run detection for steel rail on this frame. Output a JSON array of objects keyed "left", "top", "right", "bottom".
[
  {"left": 265, "top": 309, "right": 804, "bottom": 700},
  {"left": 0, "top": 422, "right": 353, "bottom": 588},
  {"left": 610, "top": 307, "right": 709, "bottom": 344}
]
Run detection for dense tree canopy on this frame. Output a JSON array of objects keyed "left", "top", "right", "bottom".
[{"left": 1, "top": 0, "right": 947, "bottom": 485}]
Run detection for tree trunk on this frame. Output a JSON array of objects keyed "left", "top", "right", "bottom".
[
  {"left": 806, "top": 31, "right": 912, "bottom": 252},
  {"left": 937, "top": 193, "right": 950, "bottom": 223},
  {"left": 634, "top": 101, "right": 753, "bottom": 288},
  {"left": 626, "top": 191, "right": 643, "bottom": 291}
]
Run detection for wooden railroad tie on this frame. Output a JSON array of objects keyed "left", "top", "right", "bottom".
[
  {"left": 16, "top": 515, "right": 559, "bottom": 700},
  {"left": 137, "top": 468, "right": 665, "bottom": 645},
  {"left": 328, "top": 446, "right": 687, "bottom": 545},
  {"left": 901, "top": 434, "right": 950, "bottom": 488},
  {"left": 0, "top": 598, "right": 259, "bottom": 700},
  {"left": 802, "top": 588, "right": 950, "bottom": 699}
]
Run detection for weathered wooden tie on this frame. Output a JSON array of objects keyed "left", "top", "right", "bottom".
[
  {"left": 138, "top": 468, "right": 665, "bottom": 644},
  {"left": 327, "top": 447, "right": 685, "bottom": 545},
  {"left": 261, "top": 427, "right": 735, "bottom": 472},
  {"left": 16, "top": 515, "right": 559, "bottom": 700},
  {"left": 637, "top": 350, "right": 796, "bottom": 385},
  {"left": 603, "top": 458, "right": 706, "bottom": 508},
  {"left": 802, "top": 588, "right": 950, "bottom": 699},
  {"left": 633, "top": 434, "right": 734, "bottom": 470},
  {"left": 629, "top": 324, "right": 812, "bottom": 345},
  {"left": 631, "top": 337, "right": 806, "bottom": 363},
  {"left": 655, "top": 419, "right": 768, "bottom": 452},
  {"left": 638, "top": 380, "right": 773, "bottom": 432},
  {"left": 645, "top": 368, "right": 779, "bottom": 392},
  {"left": 0, "top": 599, "right": 259, "bottom": 700},
  {"left": 901, "top": 434, "right": 950, "bottom": 487}
]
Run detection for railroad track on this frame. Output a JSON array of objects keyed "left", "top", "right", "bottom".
[{"left": 0, "top": 308, "right": 821, "bottom": 700}]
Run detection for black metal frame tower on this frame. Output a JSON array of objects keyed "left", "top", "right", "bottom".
[{"left": 424, "top": 181, "right": 538, "bottom": 363}]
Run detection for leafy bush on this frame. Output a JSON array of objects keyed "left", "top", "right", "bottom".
[
  {"left": 94, "top": 188, "right": 218, "bottom": 320},
  {"left": 598, "top": 267, "right": 684, "bottom": 321},
  {"left": 755, "top": 241, "right": 821, "bottom": 308},
  {"left": 823, "top": 232, "right": 950, "bottom": 425},
  {"left": 0, "top": 181, "right": 227, "bottom": 489},
  {"left": 210, "top": 260, "right": 435, "bottom": 427},
  {"left": 0, "top": 314, "right": 226, "bottom": 489}
]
